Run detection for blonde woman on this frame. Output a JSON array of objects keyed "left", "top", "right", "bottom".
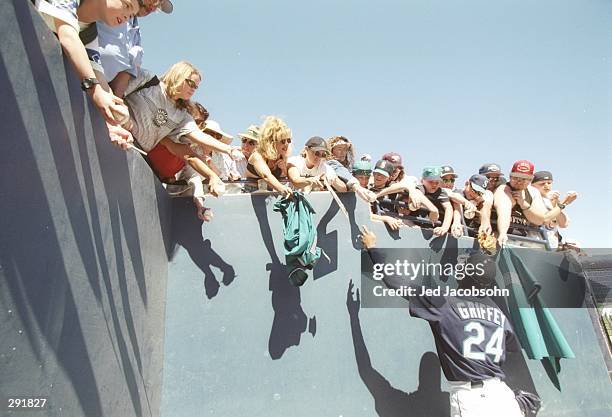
[
  {"left": 246, "top": 116, "right": 293, "bottom": 198},
  {"left": 328, "top": 136, "right": 355, "bottom": 169},
  {"left": 122, "top": 60, "right": 241, "bottom": 161}
]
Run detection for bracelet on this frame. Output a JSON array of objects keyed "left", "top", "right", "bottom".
[{"left": 558, "top": 203, "right": 566, "bottom": 210}]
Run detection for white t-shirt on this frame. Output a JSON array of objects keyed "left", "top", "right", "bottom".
[
  {"left": 287, "top": 156, "right": 334, "bottom": 178},
  {"left": 236, "top": 156, "right": 248, "bottom": 179},
  {"left": 212, "top": 152, "right": 238, "bottom": 181},
  {"left": 124, "top": 70, "right": 199, "bottom": 151}
]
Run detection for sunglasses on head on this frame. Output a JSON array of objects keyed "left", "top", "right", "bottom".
[
  {"left": 185, "top": 78, "right": 199, "bottom": 89},
  {"left": 278, "top": 138, "right": 292, "bottom": 145},
  {"left": 353, "top": 170, "right": 371, "bottom": 176},
  {"left": 241, "top": 138, "right": 257, "bottom": 146}
]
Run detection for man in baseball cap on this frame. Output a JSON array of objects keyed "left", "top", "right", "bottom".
[
  {"left": 352, "top": 160, "right": 372, "bottom": 188},
  {"left": 414, "top": 166, "right": 452, "bottom": 236},
  {"left": 479, "top": 163, "right": 506, "bottom": 191},
  {"left": 370, "top": 160, "right": 395, "bottom": 192},
  {"left": 235, "top": 125, "right": 260, "bottom": 179},
  {"left": 530, "top": 171, "right": 578, "bottom": 249},
  {"left": 493, "top": 159, "right": 548, "bottom": 247},
  {"left": 304, "top": 136, "right": 329, "bottom": 153},
  {"left": 382, "top": 152, "right": 405, "bottom": 185},
  {"left": 457, "top": 174, "right": 495, "bottom": 236},
  {"left": 440, "top": 165, "right": 458, "bottom": 190}
]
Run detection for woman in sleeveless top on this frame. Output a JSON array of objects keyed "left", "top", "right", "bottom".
[{"left": 245, "top": 116, "right": 292, "bottom": 199}]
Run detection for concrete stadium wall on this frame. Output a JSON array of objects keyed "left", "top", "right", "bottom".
[
  {"left": 163, "top": 194, "right": 612, "bottom": 417},
  {"left": 1, "top": 2, "right": 611, "bottom": 417},
  {"left": 0, "top": 2, "right": 172, "bottom": 416}
]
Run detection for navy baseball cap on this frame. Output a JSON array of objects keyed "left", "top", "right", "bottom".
[
  {"left": 305, "top": 136, "right": 328, "bottom": 153},
  {"left": 373, "top": 160, "right": 395, "bottom": 177},
  {"left": 469, "top": 174, "right": 488, "bottom": 194},
  {"left": 441, "top": 165, "right": 458, "bottom": 178},
  {"left": 533, "top": 171, "right": 553, "bottom": 183},
  {"left": 479, "top": 163, "right": 502, "bottom": 176}
]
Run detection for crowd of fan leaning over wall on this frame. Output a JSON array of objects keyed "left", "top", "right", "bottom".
[{"left": 33, "top": 0, "right": 578, "bottom": 250}]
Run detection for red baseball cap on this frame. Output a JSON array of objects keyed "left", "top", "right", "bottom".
[
  {"left": 510, "top": 160, "right": 535, "bottom": 179},
  {"left": 382, "top": 152, "right": 403, "bottom": 168}
]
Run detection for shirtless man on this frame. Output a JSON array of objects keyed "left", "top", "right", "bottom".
[{"left": 494, "top": 160, "right": 575, "bottom": 247}]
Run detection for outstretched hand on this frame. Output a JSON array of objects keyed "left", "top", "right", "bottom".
[
  {"left": 561, "top": 191, "right": 578, "bottom": 206},
  {"left": 107, "top": 123, "right": 134, "bottom": 150},
  {"left": 94, "top": 88, "right": 126, "bottom": 125},
  {"left": 359, "top": 225, "right": 377, "bottom": 249},
  {"left": 279, "top": 185, "right": 293, "bottom": 200}
]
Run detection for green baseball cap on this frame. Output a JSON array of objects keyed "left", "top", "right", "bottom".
[
  {"left": 422, "top": 166, "right": 442, "bottom": 180},
  {"left": 352, "top": 160, "right": 372, "bottom": 174}
]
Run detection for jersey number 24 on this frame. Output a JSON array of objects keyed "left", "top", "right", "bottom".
[{"left": 462, "top": 322, "right": 504, "bottom": 363}]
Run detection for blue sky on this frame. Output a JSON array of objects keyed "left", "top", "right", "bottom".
[{"left": 140, "top": 0, "right": 611, "bottom": 247}]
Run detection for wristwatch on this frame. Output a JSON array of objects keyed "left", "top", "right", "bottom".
[
  {"left": 80, "top": 77, "right": 100, "bottom": 91},
  {"left": 558, "top": 203, "right": 566, "bottom": 210}
]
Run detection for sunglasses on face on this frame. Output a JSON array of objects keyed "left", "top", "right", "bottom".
[
  {"left": 470, "top": 186, "right": 484, "bottom": 196},
  {"left": 185, "top": 78, "right": 199, "bottom": 89},
  {"left": 278, "top": 138, "right": 292, "bottom": 145},
  {"left": 313, "top": 150, "right": 328, "bottom": 157},
  {"left": 442, "top": 178, "right": 455, "bottom": 184},
  {"left": 241, "top": 138, "right": 257, "bottom": 146},
  {"left": 486, "top": 176, "right": 499, "bottom": 182}
]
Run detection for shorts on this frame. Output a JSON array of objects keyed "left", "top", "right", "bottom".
[{"left": 449, "top": 378, "right": 523, "bottom": 417}]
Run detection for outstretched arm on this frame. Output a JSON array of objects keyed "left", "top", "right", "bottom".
[
  {"left": 248, "top": 153, "right": 292, "bottom": 198},
  {"left": 185, "top": 129, "right": 234, "bottom": 155},
  {"left": 494, "top": 185, "right": 513, "bottom": 245},
  {"left": 55, "top": 19, "right": 126, "bottom": 126}
]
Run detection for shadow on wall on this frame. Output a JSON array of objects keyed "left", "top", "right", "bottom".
[
  {"left": 0, "top": 2, "right": 161, "bottom": 416},
  {"left": 250, "top": 195, "right": 316, "bottom": 360},
  {"left": 346, "top": 282, "right": 450, "bottom": 417},
  {"left": 314, "top": 193, "right": 362, "bottom": 280},
  {"left": 171, "top": 198, "right": 236, "bottom": 299},
  {"left": 314, "top": 200, "right": 340, "bottom": 280}
]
